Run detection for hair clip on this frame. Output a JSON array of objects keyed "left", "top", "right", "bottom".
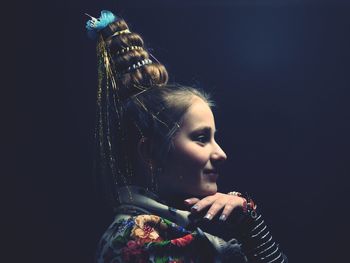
[
  {"left": 85, "top": 10, "right": 117, "bottom": 39},
  {"left": 126, "top": 59, "right": 153, "bottom": 72},
  {"left": 114, "top": 46, "right": 143, "bottom": 56}
]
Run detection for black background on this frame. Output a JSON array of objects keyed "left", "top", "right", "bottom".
[{"left": 13, "top": 0, "right": 349, "bottom": 262}]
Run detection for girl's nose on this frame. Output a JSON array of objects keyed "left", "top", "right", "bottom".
[{"left": 211, "top": 141, "right": 227, "bottom": 165}]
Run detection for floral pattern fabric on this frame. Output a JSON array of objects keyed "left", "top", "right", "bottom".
[{"left": 96, "top": 214, "right": 208, "bottom": 263}]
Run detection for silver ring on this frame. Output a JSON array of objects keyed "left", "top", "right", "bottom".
[{"left": 227, "top": 191, "right": 242, "bottom": 196}]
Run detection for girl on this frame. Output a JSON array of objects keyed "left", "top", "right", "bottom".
[{"left": 86, "top": 10, "right": 287, "bottom": 263}]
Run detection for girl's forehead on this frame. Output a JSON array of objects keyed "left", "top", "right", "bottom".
[{"left": 180, "top": 97, "right": 215, "bottom": 131}]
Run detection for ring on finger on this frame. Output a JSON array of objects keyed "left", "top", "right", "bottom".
[{"left": 227, "top": 191, "right": 242, "bottom": 197}]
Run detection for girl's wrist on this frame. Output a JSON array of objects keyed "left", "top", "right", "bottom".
[{"left": 227, "top": 191, "right": 258, "bottom": 221}]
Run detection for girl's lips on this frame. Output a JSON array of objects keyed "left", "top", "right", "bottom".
[
  {"left": 203, "top": 172, "right": 219, "bottom": 181},
  {"left": 203, "top": 168, "right": 218, "bottom": 174}
]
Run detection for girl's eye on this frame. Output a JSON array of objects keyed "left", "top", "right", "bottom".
[
  {"left": 190, "top": 128, "right": 212, "bottom": 144},
  {"left": 194, "top": 134, "right": 209, "bottom": 144}
]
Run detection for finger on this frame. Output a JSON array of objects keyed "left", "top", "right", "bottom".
[
  {"left": 219, "top": 203, "right": 239, "bottom": 221},
  {"left": 184, "top": 198, "right": 200, "bottom": 206},
  {"left": 190, "top": 195, "right": 217, "bottom": 212},
  {"left": 219, "top": 199, "right": 242, "bottom": 221},
  {"left": 204, "top": 200, "right": 227, "bottom": 220}
]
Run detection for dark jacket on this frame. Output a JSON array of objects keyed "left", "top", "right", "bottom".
[{"left": 96, "top": 186, "right": 287, "bottom": 263}]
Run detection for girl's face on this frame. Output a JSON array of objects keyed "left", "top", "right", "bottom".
[{"left": 159, "top": 96, "right": 227, "bottom": 198}]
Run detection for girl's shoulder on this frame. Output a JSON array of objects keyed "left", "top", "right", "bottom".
[{"left": 96, "top": 214, "right": 207, "bottom": 263}]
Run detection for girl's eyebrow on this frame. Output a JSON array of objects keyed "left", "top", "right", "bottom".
[{"left": 192, "top": 126, "right": 217, "bottom": 134}]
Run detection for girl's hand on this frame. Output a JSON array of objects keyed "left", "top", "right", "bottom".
[{"left": 184, "top": 192, "right": 245, "bottom": 221}]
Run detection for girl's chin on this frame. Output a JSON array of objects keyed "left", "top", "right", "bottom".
[
  {"left": 196, "top": 184, "right": 217, "bottom": 197},
  {"left": 164, "top": 183, "right": 218, "bottom": 199}
]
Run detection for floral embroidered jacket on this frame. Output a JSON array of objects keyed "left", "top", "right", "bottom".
[{"left": 96, "top": 186, "right": 287, "bottom": 263}]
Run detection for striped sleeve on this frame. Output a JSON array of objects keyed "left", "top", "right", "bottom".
[{"left": 237, "top": 212, "right": 288, "bottom": 263}]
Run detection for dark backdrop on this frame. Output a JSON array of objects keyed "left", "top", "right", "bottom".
[{"left": 14, "top": 0, "right": 349, "bottom": 262}]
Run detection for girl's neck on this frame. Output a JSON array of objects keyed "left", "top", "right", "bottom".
[{"left": 158, "top": 192, "right": 193, "bottom": 211}]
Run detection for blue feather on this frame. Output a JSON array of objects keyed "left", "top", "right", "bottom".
[{"left": 86, "top": 10, "right": 117, "bottom": 39}]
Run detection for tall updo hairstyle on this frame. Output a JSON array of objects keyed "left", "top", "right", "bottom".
[{"left": 90, "top": 11, "right": 213, "bottom": 208}]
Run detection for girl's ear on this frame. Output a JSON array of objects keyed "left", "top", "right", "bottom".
[{"left": 137, "top": 137, "right": 154, "bottom": 165}]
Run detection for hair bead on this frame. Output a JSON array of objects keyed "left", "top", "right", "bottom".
[
  {"left": 108, "top": 28, "right": 131, "bottom": 39},
  {"left": 114, "top": 46, "right": 143, "bottom": 56},
  {"left": 125, "top": 59, "right": 153, "bottom": 72}
]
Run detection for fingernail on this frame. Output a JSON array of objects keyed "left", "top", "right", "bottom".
[
  {"left": 191, "top": 205, "right": 199, "bottom": 211},
  {"left": 184, "top": 199, "right": 191, "bottom": 205},
  {"left": 219, "top": 214, "right": 226, "bottom": 221},
  {"left": 204, "top": 213, "right": 212, "bottom": 220}
]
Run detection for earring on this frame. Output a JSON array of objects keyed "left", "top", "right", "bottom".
[
  {"left": 148, "top": 161, "right": 159, "bottom": 193},
  {"left": 149, "top": 162, "right": 153, "bottom": 172},
  {"left": 148, "top": 161, "right": 154, "bottom": 180},
  {"left": 155, "top": 167, "right": 162, "bottom": 192}
]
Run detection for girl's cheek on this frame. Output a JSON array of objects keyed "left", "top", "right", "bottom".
[
  {"left": 175, "top": 141, "right": 208, "bottom": 164},
  {"left": 187, "top": 152, "right": 209, "bottom": 167}
]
